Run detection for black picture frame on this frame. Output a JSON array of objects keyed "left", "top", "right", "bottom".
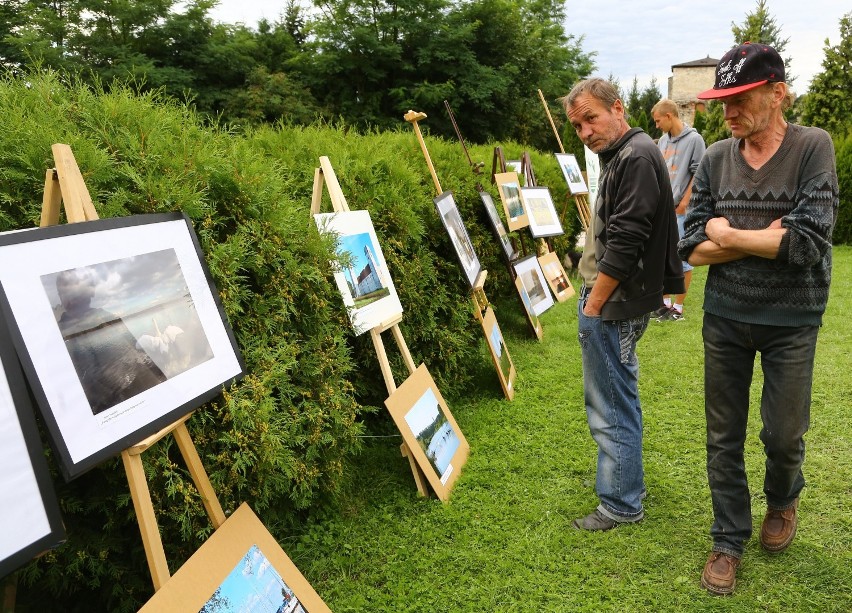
[
  {"left": 0, "top": 312, "right": 65, "bottom": 578},
  {"left": 480, "top": 190, "right": 518, "bottom": 264},
  {"left": 434, "top": 191, "right": 482, "bottom": 288},
  {"left": 0, "top": 212, "right": 245, "bottom": 480}
]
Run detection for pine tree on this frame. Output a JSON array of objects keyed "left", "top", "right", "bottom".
[{"left": 800, "top": 12, "right": 852, "bottom": 137}]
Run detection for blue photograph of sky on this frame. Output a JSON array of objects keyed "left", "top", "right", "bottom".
[{"left": 200, "top": 545, "right": 307, "bottom": 613}]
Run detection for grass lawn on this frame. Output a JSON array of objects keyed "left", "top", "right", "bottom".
[{"left": 287, "top": 246, "right": 852, "bottom": 612}]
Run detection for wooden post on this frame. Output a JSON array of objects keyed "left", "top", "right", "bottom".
[
  {"left": 538, "top": 89, "right": 566, "bottom": 154},
  {"left": 40, "top": 144, "right": 226, "bottom": 592},
  {"left": 403, "top": 110, "right": 443, "bottom": 194}
]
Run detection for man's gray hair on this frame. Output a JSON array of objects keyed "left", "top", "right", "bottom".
[{"left": 559, "top": 78, "right": 621, "bottom": 113}]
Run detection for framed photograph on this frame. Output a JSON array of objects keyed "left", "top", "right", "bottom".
[
  {"left": 0, "top": 316, "right": 65, "bottom": 579},
  {"left": 481, "top": 307, "right": 516, "bottom": 400},
  {"left": 315, "top": 210, "right": 403, "bottom": 335},
  {"left": 480, "top": 191, "right": 518, "bottom": 264},
  {"left": 514, "top": 277, "right": 543, "bottom": 341},
  {"left": 494, "top": 172, "right": 529, "bottom": 232},
  {"left": 513, "top": 255, "right": 554, "bottom": 316},
  {"left": 584, "top": 145, "right": 600, "bottom": 208},
  {"left": 521, "top": 186, "right": 563, "bottom": 238},
  {"left": 384, "top": 364, "right": 469, "bottom": 501},
  {"left": 0, "top": 212, "right": 245, "bottom": 480},
  {"left": 434, "top": 191, "right": 483, "bottom": 288},
  {"left": 537, "top": 251, "right": 575, "bottom": 302},
  {"left": 555, "top": 153, "right": 588, "bottom": 195},
  {"left": 139, "top": 502, "right": 331, "bottom": 612},
  {"left": 506, "top": 159, "right": 522, "bottom": 175}
]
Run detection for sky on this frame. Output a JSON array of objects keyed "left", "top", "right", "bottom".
[{"left": 204, "top": 0, "right": 846, "bottom": 94}]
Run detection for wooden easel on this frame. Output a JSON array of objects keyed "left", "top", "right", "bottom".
[
  {"left": 537, "top": 89, "right": 593, "bottom": 232},
  {"left": 310, "top": 156, "right": 431, "bottom": 497},
  {"left": 404, "top": 111, "right": 492, "bottom": 323},
  {"left": 42, "top": 144, "right": 226, "bottom": 592}
]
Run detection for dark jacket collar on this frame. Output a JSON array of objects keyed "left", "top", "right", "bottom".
[{"left": 599, "top": 127, "right": 645, "bottom": 164}]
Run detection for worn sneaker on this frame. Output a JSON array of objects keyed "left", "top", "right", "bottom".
[
  {"left": 760, "top": 497, "right": 799, "bottom": 552},
  {"left": 652, "top": 305, "right": 669, "bottom": 318},
  {"left": 701, "top": 551, "right": 740, "bottom": 595},
  {"left": 655, "top": 307, "right": 683, "bottom": 322},
  {"left": 572, "top": 509, "right": 642, "bottom": 531}
]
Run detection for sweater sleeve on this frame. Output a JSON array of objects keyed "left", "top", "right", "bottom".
[
  {"left": 777, "top": 131, "right": 839, "bottom": 268},
  {"left": 677, "top": 152, "right": 715, "bottom": 261}
]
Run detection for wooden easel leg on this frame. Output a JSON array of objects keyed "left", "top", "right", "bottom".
[
  {"left": 121, "top": 450, "right": 171, "bottom": 591},
  {"left": 40, "top": 170, "right": 62, "bottom": 228},
  {"left": 370, "top": 328, "right": 398, "bottom": 395},
  {"left": 400, "top": 443, "right": 430, "bottom": 497},
  {"left": 390, "top": 324, "right": 417, "bottom": 376},
  {"left": 2, "top": 574, "right": 16, "bottom": 613},
  {"left": 173, "top": 423, "right": 226, "bottom": 529}
]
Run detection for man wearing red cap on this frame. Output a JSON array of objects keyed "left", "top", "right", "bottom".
[{"left": 679, "top": 42, "right": 839, "bottom": 595}]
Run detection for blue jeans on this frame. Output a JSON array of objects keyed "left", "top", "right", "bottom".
[
  {"left": 703, "top": 312, "right": 818, "bottom": 558},
  {"left": 577, "top": 296, "right": 650, "bottom": 521}
]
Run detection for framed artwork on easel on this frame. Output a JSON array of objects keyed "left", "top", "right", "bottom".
[
  {"left": 514, "top": 277, "right": 543, "bottom": 341},
  {"left": 494, "top": 172, "right": 529, "bottom": 232},
  {"left": 0, "top": 313, "right": 65, "bottom": 578},
  {"left": 480, "top": 191, "right": 518, "bottom": 264},
  {"left": 513, "top": 255, "right": 554, "bottom": 316},
  {"left": 385, "top": 364, "right": 469, "bottom": 501},
  {"left": 0, "top": 212, "right": 245, "bottom": 480},
  {"left": 481, "top": 307, "right": 516, "bottom": 400},
  {"left": 537, "top": 251, "right": 575, "bottom": 302},
  {"left": 555, "top": 153, "right": 588, "bottom": 195},
  {"left": 521, "top": 186, "right": 563, "bottom": 238},
  {"left": 434, "top": 191, "right": 483, "bottom": 288},
  {"left": 139, "top": 503, "right": 331, "bottom": 612},
  {"left": 314, "top": 209, "right": 404, "bottom": 336}
]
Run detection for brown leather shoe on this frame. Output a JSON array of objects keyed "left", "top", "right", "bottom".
[
  {"left": 701, "top": 551, "right": 740, "bottom": 595},
  {"left": 760, "top": 497, "right": 799, "bottom": 552}
]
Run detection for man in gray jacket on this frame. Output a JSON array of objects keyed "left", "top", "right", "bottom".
[
  {"left": 652, "top": 98, "right": 706, "bottom": 321},
  {"left": 561, "top": 79, "right": 683, "bottom": 531}
]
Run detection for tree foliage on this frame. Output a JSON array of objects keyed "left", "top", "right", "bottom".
[
  {"left": 731, "top": 0, "right": 794, "bottom": 84},
  {"left": 800, "top": 12, "right": 852, "bottom": 137},
  {"left": 0, "top": 0, "right": 594, "bottom": 145}
]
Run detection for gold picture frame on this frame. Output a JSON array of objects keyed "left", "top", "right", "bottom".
[
  {"left": 139, "top": 503, "right": 331, "bottom": 612},
  {"left": 494, "top": 171, "right": 529, "bottom": 232},
  {"left": 537, "top": 251, "right": 575, "bottom": 302},
  {"left": 481, "top": 307, "right": 516, "bottom": 400},
  {"left": 384, "top": 364, "right": 470, "bottom": 501}
]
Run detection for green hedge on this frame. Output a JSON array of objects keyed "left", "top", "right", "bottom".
[
  {"left": 0, "top": 70, "right": 580, "bottom": 611},
  {"left": 833, "top": 132, "right": 852, "bottom": 245}
]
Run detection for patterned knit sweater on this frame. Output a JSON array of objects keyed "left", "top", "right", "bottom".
[{"left": 678, "top": 123, "right": 839, "bottom": 327}]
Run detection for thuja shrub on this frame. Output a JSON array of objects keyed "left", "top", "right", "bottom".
[
  {"left": 832, "top": 131, "right": 852, "bottom": 245},
  {"left": 0, "top": 71, "right": 362, "bottom": 611}
]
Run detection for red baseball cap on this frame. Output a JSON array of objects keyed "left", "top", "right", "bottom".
[{"left": 697, "top": 42, "right": 785, "bottom": 99}]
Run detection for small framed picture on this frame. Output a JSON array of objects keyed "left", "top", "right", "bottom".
[
  {"left": 506, "top": 159, "right": 523, "bottom": 175},
  {"left": 514, "top": 277, "right": 543, "bottom": 341},
  {"left": 494, "top": 172, "right": 529, "bottom": 232},
  {"left": 481, "top": 307, "right": 516, "bottom": 400},
  {"left": 0, "top": 315, "right": 65, "bottom": 578},
  {"left": 513, "top": 255, "right": 554, "bottom": 316},
  {"left": 555, "top": 153, "right": 588, "bottom": 195},
  {"left": 0, "top": 212, "right": 245, "bottom": 480},
  {"left": 537, "top": 251, "right": 575, "bottom": 302},
  {"left": 521, "top": 186, "right": 563, "bottom": 238},
  {"left": 479, "top": 191, "right": 518, "bottom": 264},
  {"left": 139, "top": 502, "right": 331, "bottom": 612},
  {"left": 384, "top": 364, "right": 470, "bottom": 501},
  {"left": 315, "top": 210, "right": 403, "bottom": 335},
  {"left": 434, "top": 191, "right": 483, "bottom": 288}
]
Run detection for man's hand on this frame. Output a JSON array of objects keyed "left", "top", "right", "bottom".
[{"left": 705, "top": 216, "right": 732, "bottom": 246}]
